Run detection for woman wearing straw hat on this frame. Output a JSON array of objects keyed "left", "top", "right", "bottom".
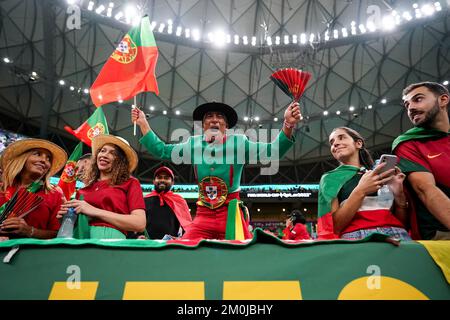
[
  {"left": 0, "top": 139, "right": 68, "bottom": 239},
  {"left": 59, "top": 134, "right": 146, "bottom": 239}
]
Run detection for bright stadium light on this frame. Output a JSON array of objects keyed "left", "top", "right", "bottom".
[
  {"left": 83, "top": 88, "right": 89, "bottom": 94},
  {"left": 300, "top": 33, "right": 307, "bottom": 44},
  {"left": 3, "top": 57, "right": 11, "bottom": 63},
  {"left": 382, "top": 15, "right": 396, "bottom": 30},
  {"left": 115, "top": 12, "right": 123, "bottom": 21},
  {"left": 87, "top": 1, "right": 94, "bottom": 11},
  {"left": 341, "top": 28, "right": 348, "bottom": 38},
  {"left": 158, "top": 23, "right": 165, "bottom": 33},
  {"left": 381, "top": 98, "right": 387, "bottom": 104},
  {"left": 254, "top": 116, "right": 260, "bottom": 121},
  {"left": 274, "top": 117, "right": 278, "bottom": 122},
  {"left": 176, "top": 26, "right": 182, "bottom": 36},
  {"left": 349, "top": 106, "right": 355, "bottom": 111},
  {"left": 175, "top": 110, "right": 180, "bottom": 115},
  {"left": 336, "top": 110, "right": 341, "bottom": 115},
  {"left": 185, "top": 28, "right": 191, "bottom": 38},
  {"left": 421, "top": 4, "right": 435, "bottom": 16},
  {"left": 59, "top": 79, "right": 65, "bottom": 86},
  {"left": 368, "top": 105, "right": 373, "bottom": 109},
  {"left": 163, "top": 110, "right": 167, "bottom": 115},
  {"left": 284, "top": 35, "right": 289, "bottom": 45},
  {"left": 234, "top": 34, "right": 239, "bottom": 45},
  {"left": 324, "top": 30, "right": 330, "bottom": 41},
  {"left": 243, "top": 35, "right": 248, "bottom": 45},
  {"left": 107, "top": 2, "right": 114, "bottom": 17},
  {"left": 333, "top": 29, "right": 339, "bottom": 39},
  {"left": 359, "top": 24, "right": 367, "bottom": 34},
  {"left": 95, "top": 5, "right": 105, "bottom": 14},
  {"left": 443, "top": 80, "right": 449, "bottom": 85},
  {"left": 402, "top": 11, "right": 413, "bottom": 21},
  {"left": 251, "top": 36, "right": 257, "bottom": 46},
  {"left": 292, "top": 34, "right": 298, "bottom": 44},
  {"left": 275, "top": 36, "right": 280, "bottom": 45},
  {"left": 214, "top": 31, "right": 226, "bottom": 47},
  {"left": 350, "top": 21, "right": 357, "bottom": 35},
  {"left": 69, "top": 86, "right": 75, "bottom": 91},
  {"left": 125, "top": 5, "right": 138, "bottom": 24},
  {"left": 434, "top": 2, "right": 442, "bottom": 11},
  {"left": 323, "top": 111, "right": 329, "bottom": 116},
  {"left": 366, "top": 21, "right": 377, "bottom": 32},
  {"left": 309, "top": 33, "right": 315, "bottom": 43},
  {"left": 149, "top": 106, "right": 155, "bottom": 111},
  {"left": 192, "top": 29, "right": 200, "bottom": 41},
  {"left": 244, "top": 116, "right": 249, "bottom": 121}
]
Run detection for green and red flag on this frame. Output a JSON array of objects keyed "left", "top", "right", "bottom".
[
  {"left": 317, "top": 165, "right": 360, "bottom": 240},
  {"left": 58, "top": 142, "right": 84, "bottom": 200},
  {"left": 90, "top": 15, "right": 159, "bottom": 107},
  {"left": 64, "top": 107, "right": 109, "bottom": 147}
]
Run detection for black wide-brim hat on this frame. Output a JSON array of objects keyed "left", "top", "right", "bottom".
[{"left": 193, "top": 102, "right": 238, "bottom": 128}]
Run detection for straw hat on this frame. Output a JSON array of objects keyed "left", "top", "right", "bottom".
[
  {"left": 1, "top": 138, "right": 68, "bottom": 177},
  {"left": 91, "top": 134, "right": 138, "bottom": 172}
]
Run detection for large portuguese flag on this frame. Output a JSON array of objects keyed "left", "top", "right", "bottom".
[
  {"left": 64, "top": 107, "right": 109, "bottom": 147},
  {"left": 58, "top": 142, "right": 84, "bottom": 200},
  {"left": 90, "top": 15, "right": 159, "bottom": 107}
]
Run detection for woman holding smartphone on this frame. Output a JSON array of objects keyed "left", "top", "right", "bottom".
[{"left": 317, "top": 127, "right": 411, "bottom": 241}]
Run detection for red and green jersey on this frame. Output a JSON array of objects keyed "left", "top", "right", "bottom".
[
  {"left": 393, "top": 127, "right": 450, "bottom": 239},
  {"left": 90, "top": 16, "right": 159, "bottom": 106}
]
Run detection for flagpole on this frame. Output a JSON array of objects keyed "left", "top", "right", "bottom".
[{"left": 133, "top": 96, "right": 137, "bottom": 136}]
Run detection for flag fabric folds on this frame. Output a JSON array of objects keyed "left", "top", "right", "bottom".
[
  {"left": 57, "top": 142, "right": 83, "bottom": 200},
  {"left": 64, "top": 107, "right": 109, "bottom": 147},
  {"left": 90, "top": 16, "right": 159, "bottom": 107}
]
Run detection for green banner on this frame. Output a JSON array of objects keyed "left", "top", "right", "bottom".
[{"left": 0, "top": 231, "right": 448, "bottom": 300}]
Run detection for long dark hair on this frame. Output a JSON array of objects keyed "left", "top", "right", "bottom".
[
  {"left": 86, "top": 144, "right": 130, "bottom": 186},
  {"left": 331, "top": 127, "right": 374, "bottom": 169}
]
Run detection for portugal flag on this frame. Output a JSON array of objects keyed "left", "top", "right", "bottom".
[
  {"left": 58, "top": 142, "right": 83, "bottom": 200},
  {"left": 317, "top": 165, "right": 360, "bottom": 240},
  {"left": 90, "top": 16, "right": 159, "bottom": 107},
  {"left": 64, "top": 107, "right": 109, "bottom": 147}
]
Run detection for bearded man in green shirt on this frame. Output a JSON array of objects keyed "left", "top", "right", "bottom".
[{"left": 131, "top": 101, "right": 301, "bottom": 240}]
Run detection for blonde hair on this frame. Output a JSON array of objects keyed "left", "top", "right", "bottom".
[{"left": 1, "top": 149, "right": 53, "bottom": 192}]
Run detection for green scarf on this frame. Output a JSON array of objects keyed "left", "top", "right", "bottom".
[{"left": 392, "top": 127, "right": 449, "bottom": 151}]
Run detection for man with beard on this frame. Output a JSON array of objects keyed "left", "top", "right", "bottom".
[
  {"left": 76, "top": 153, "right": 92, "bottom": 186},
  {"left": 392, "top": 82, "right": 450, "bottom": 240},
  {"left": 129, "top": 166, "right": 192, "bottom": 239}
]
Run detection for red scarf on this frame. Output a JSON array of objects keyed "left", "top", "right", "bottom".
[{"left": 146, "top": 190, "right": 192, "bottom": 231}]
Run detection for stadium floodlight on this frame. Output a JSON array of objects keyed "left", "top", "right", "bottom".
[
  {"left": 118, "top": 99, "right": 123, "bottom": 103},
  {"left": 323, "top": 111, "right": 329, "bottom": 116},
  {"left": 341, "top": 28, "right": 348, "bottom": 38},
  {"left": 175, "top": 110, "right": 180, "bottom": 115},
  {"left": 415, "top": 8, "right": 423, "bottom": 18},
  {"left": 176, "top": 26, "right": 182, "bottom": 36},
  {"left": 234, "top": 34, "right": 239, "bottom": 45},
  {"left": 226, "top": 34, "right": 231, "bottom": 44},
  {"left": 421, "top": 4, "right": 435, "bottom": 16},
  {"left": 292, "top": 35, "right": 298, "bottom": 44},
  {"left": 244, "top": 116, "right": 249, "bottom": 121},
  {"left": 350, "top": 21, "right": 357, "bottom": 35},
  {"left": 158, "top": 23, "right": 165, "bottom": 33},
  {"left": 284, "top": 35, "right": 289, "bottom": 45},
  {"left": 87, "top": 1, "right": 94, "bottom": 11},
  {"left": 359, "top": 24, "right": 367, "bottom": 33},
  {"left": 83, "top": 88, "right": 89, "bottom": 94},
  {"left": 59, "top": 80, "right": 65, "bottom": 86},
  {"left": 274, "top": 117, "right": 278, "bottom": 122},
  {"left": 115, "top": 12, "right": 123, "bottom": 21},
  {"left": 382, "top": 15, "right": 396, "bottom": 30},
  {"left": 243, "top": 36, "right": 249, "bottom": 45},
  {"left": 336, "top": 110, "right": 341, "bottom": 115},
  {"left": 324, "top": 30, "right": 330, "bottom": 41},
  {"left": 402, "top": 11, "right": 413, "bottom": 21},
  {"left": 300, "top": 33, "right": 307, "bottom": 44},
  {"left": 443, "top": 80, "right": 449, "bottom": 85},
  {"left": 193, "top": 29, "right": 201, "bottom": 41},
  {"left": 254, "top": 116, "right": 260, "bottom": 121},
  {"left": 251, "top": 36, "right": 257, "bottom": 46},
  {"left": 368, "top": 105, "right": 373, "bottom": 109},
  {"left": 381, "top": 98, "right": 387, "bottom": 104},
  {"left": 434, "top": 2, "right": 442, "bottom": 11},
  {"left": 275, "top": 36, "right": 280, "bottom": 45},
  {"left": 167, "top": 25, "right": 173, "bottom": 34},
  {"left": 185, "top": 28, "right": 191, "bottom": 38},
  {"left": 149, "top": 106, "right": 155, "bottom": 111},
  {"left": 70, "top": 86, "right": 75, "bottom": 91},
  {"left": 214, "top": 31, "right": 226, "bottom": 47},
  {"left": 266, "top": 36, "right": 272, "bottom": 46},
  {"left": 366, "top": 21, "right": 377, "bottom": 32},
  {"left": 349, "top": 106, "right": 355, "bottom": 111},
  {"left": 333, "top": 29, "right": 339, "bottom": 39},
  {"left": 107, "top": 2, "right": 114, "bottom": 17},
  {"left": 163, "top": 110, "right": 167, "bottom": 115},
  {"left": 125, "top": 5, "right": 138, "bottom": 24},
  {"left": 95, "top": 5, "right": 105, "bottom": 14},
  {"left": 309, "top": 33, "right": 315, "bottom": 43},
  {"left": 67, "top": 0, "right": 77, "bottom": 4}
]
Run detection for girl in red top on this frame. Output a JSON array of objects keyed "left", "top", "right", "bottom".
[
  {"left": 326, "top": 127, "right": 411, "bottom": 240},
  {"left": 0, "top": 139, "right": 67, "bottom": 240},
  {"left": 59, "top": 135, "right": 146, "bottom": 239}
]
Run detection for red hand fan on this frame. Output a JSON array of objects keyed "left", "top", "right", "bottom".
[{"left": 270, "top": 68, "right": 312, "bottom": 102}]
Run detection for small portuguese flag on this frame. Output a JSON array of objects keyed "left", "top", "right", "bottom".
[
  {"left": 64, "top": 107, "right": 109, "bottom": 147},
  {"left": 90, "top": 15, "right": 159, "bottom": 107},
  {"left": 58, "top": 142, "right": 84, "bottom": 200}
]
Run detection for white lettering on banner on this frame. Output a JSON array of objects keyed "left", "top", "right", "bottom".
[
  {"left": 246, "top": 192, "right": 312, "bottom": 198},
  {"left": 66, "top": 5, "right": 81, "bottom": 30}
]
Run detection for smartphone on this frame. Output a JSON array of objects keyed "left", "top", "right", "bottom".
[{"left": 374, "top": 154, "right": 398, "bottom": 174}]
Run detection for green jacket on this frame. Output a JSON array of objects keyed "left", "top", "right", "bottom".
[{"left": 140, "top": 130, "right": 295, "bottom": 192}]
